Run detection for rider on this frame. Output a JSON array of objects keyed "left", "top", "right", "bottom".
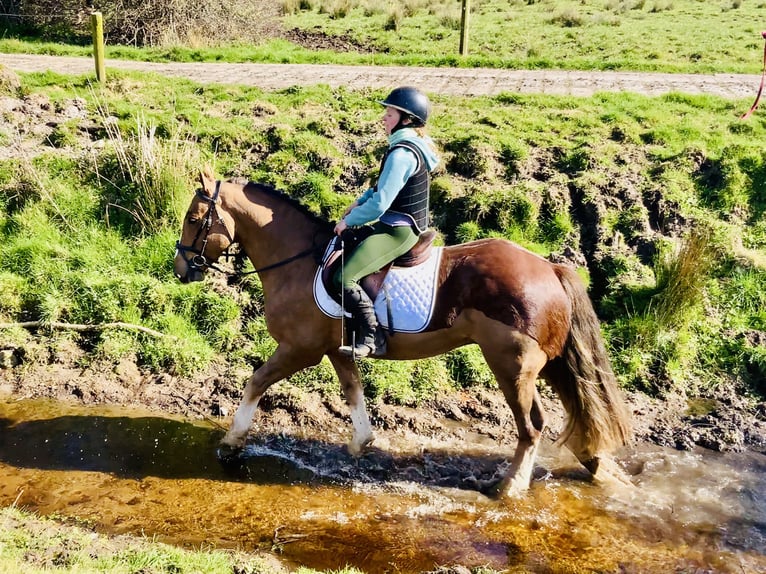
[{"left": 333, "top": 86, "right": 440, "bottom": 358}]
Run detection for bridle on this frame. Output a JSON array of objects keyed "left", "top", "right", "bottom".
[
  {"left": 175, "top": 180, "right": 235, "bottom": 276},
  {"left": 175, "top": 180, "right": 321, "bottom": 279}
]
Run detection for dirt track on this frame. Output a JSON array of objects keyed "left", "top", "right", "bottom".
[{"left": 0, "top": 53, "right": 760, "bottom": 98}]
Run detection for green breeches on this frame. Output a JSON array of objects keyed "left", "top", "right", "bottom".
[{"left": 333, "top": 223, "right": 419, "bottom": 290}]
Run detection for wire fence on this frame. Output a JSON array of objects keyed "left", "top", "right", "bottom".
[
  {"left": 0, "top": 13, "right": 88, "bottom": 18},
  {"left": 0, "top": 0, "right": 93, "bottom": 27},
  {"left": 0, "top": 0, "right": 90, "bottom": 18}
]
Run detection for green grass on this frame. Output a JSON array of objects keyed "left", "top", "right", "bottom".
[
  {"left": 277, "top": 0, "right": 765, "bottom": 73},
  {"left": 2, "top": 63, "right": 766, "bottom": 398},
  {"left": 0, "top": 506, "right": 294, "bottom": 574},
  {"left": 1, "top": 0, "right": 765, "bottom": 74}
]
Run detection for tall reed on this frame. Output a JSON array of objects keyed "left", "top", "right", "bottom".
[
  {"left": 652, "top": 226, "right": 717, "bottom": 329},
  {"left": 96, "top": 106, "right": 199, "bottom": 234}
]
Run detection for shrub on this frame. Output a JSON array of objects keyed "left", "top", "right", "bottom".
[
  {"left": 455, "top": 221, "right": 483, "bottom": 243},
  {"left": 697, "top": 145, "right": 762, "bottom": 221},
  {"left": 539, "top": 210, "right": 574, "bottom": 245},
  {"left": 94, "top": 329, "right": 139, "bottom": 363},
  {"left": 4, "top": 1, "right": 281, "bottom": 47},
  {"left": 47, "top": 120, "right": 79, "bottom": 149},
  {"left": 0, "top": 65, "right": 21, "bottom": 96},
  {"left": 0, "top": 272, "right": 25, "bottom": 319},
  {"left": 360, "top": 360, "right": 417, "bottom": 403},
  {"left": 288, "top": 357, "right": 341, "bottom": 395},
  {"left": 139, "top": 314, "right": 215, "bottom": 374},
  {"left": 652, "top": 226, "right": 717, "bottom": 330},
  {"left": 499, "top": 140, "right": 528, "bottom": 180},
  {"left": 549, "top": 9, "right": 584, "bottom": 27},
  {"left": 385, "top": 5, "right": 403, "bottom": 31},
  {"left": 446, "top": 346, "right": 494, "bottom": 388}
]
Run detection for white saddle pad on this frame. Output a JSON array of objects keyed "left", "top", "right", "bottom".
[{"left": 313, "top": 240, "right": 443, "bottom": 334}]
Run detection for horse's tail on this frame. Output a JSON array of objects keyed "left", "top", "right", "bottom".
[{"left": 547, "top": 265, "right": 632, "bottom": 467}]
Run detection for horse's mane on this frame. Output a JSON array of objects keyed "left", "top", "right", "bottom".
[{"left": 230, "top": 178, "right": 334, "bottom": 232}]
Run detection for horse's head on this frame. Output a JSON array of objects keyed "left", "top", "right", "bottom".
[{"left": 174, "top": 167, "right": 235, "bottom": 283}]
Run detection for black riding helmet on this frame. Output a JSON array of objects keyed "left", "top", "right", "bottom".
[{"left": 379, "top": 86, "right": 430, "bottom": 127}]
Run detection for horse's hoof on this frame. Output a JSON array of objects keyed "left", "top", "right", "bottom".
[
  {"left": 216, "top": 443, "right": 245, "bottom": 463},
  {"left": 474, "top": 477, "right": 504, "bottom": 498},
  {"left": 348, "top": 435, "right": 375, "bottom": 457},
  {"left": 491, "top": 474, "right": 532, "bottom": 499},
  {"left": 582, "top": 456, "right": 600, "bottom": 475},
  {"left": 589, "top": 457, "right": 634, "bottom": 488}
]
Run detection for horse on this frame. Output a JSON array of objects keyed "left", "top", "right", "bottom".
[{"left": 174, "top": 167, "right": 632, "bottom": 497}]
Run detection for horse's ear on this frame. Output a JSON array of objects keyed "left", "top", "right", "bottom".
[{"left": 199, "top": 165, "right": 214, "bottom": 187}]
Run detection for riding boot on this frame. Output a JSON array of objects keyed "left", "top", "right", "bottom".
[{"left": 339, "top": 284, "right": 387, "bottom": 358}]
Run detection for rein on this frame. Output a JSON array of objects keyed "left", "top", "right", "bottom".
[
  {"left": 176, "top": 180, "right": 320, "bottom": 279},
  {"left": 235, "top": 245, "right": 317, "bottom": 276}
]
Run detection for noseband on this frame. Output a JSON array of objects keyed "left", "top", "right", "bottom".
[{"left": 176, "top": 181, "right": 234, "bottom": 276}]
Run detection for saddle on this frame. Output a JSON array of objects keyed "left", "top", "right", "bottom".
[{"left": 320, "top": 228, "right": 438, "bottom": 305}]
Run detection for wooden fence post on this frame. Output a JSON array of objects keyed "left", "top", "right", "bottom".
[
  {"left": 91, "top": 11, "right": 106, "bottom": 82},
  {"left": 459, "top": 0, "right": 471, "bottom": 56}
]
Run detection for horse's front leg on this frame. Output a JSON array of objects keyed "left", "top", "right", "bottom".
[
  {"left": 328, "top": 352, "right": 374, "bottom": 456},
  {"left": 221, "top": 345, "right": 318, "bottom": 449}
]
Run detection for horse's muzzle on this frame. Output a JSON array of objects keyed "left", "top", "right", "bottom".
[
  {"left": 176, "top": 268, "right": 205, "bottom": 284},
  {"left": 174, "top": 253, "right": 205, "bottom": 283}
]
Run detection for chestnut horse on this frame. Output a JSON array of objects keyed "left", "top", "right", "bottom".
[{"left": 174, "top": 168, "right": 632, "bottom": 496}]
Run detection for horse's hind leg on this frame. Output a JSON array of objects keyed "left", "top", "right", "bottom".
[
  {"left": 221, "top": 345, "right": 319, "bottom": 449},
  {"left": 328, "top": 352, "right": 374, "bottom": 455},
  {"left": 478, "top": 328, "right": 549, "bottom": 497}
]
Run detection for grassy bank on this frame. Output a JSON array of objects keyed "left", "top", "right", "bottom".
[
  {"left": 0, "top": 0, "right": 764, "bottom": 74},
  {"left": 0, "top": 506, "right": 332, "bottom": 574},
  {"left": 0, "top": 67, "right": 765, "bottom": 404}
]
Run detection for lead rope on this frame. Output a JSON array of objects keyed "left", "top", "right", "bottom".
[{"left": 741, "top": 31, "right": 766, "bottom": 120}]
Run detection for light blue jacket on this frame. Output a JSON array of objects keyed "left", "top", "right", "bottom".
[{"left": 345, "top": 128, "right": 440, "bottom": 228}]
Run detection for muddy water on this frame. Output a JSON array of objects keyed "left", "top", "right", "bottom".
[{"left": 0, "top": 398, "right": 764, "bottom": 573}]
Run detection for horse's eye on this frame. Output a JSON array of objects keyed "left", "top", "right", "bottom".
[{"left": 188, "top": 216, "right": 200, "bottom": 224}]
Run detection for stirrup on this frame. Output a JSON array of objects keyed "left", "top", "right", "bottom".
[
  {"left": 339, "top": 341, "right": 380, "bottom": 359},
  {"left": 339, "top": 343, "right": 374, "bottom": 359},
  {"left": 339, "top": 332, "right": 386, "bottom": 359}
]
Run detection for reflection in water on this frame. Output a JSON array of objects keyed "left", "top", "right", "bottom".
[{"left": 0, "top": 399, "right": 764, "bottom": 573}]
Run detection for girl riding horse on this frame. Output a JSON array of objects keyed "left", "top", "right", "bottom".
[{"left": 333, "top": 86, "right": 440, "bottom": 358}]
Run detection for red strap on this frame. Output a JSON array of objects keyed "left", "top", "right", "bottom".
[{"left": 741, "top": 31, "right": 766, "bottom": 120}]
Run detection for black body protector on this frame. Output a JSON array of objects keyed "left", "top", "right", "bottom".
[{"left": 382, "top": 141, "right": 430, "bottom": 234}]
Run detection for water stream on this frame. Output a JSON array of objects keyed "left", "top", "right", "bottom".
[{"left": 0, "top": 398, "right": 764, "bottom": 573}]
